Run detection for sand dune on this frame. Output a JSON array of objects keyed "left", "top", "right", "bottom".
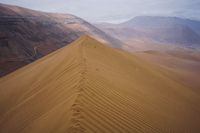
[
  {"left": 0, "top": 35, "right": 200, "bottom": 132},
  {"left": 134, "top": 50, "right": 200, "bottom": 90}
]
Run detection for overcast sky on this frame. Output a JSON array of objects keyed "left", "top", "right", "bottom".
[{"left": 1, "top": 0, "right": 200, "bottom": 23}]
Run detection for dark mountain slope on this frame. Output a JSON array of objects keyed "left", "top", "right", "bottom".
[{"left": 0, "top": 3, "right": 124, "bottom": 77}]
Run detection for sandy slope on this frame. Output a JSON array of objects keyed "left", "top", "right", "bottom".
[
  {"left": 134, "top": 50, "right": 200, "bottom": 90},
  {"left": 0, "top": 35, "right": 200, "bottom": 133}
]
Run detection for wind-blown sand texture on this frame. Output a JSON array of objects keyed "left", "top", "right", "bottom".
[
  {"left": 134, "top": 50, "right": 200, "bottom": 90},
  {"left": 0, "top": 35, "right": 200, "bottom": 133}
]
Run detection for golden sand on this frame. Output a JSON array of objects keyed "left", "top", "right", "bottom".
[
  {"left": 134, "top": 50, "right": 200, "bottom": 90},
  {"left": 0, "top": 35, "right": 200, "bottom": 132}
]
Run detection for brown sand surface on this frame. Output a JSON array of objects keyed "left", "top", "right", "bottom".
[
  {"left": 134, "top": 50, "right": 200, "bottom": 90},
  {"left": 0, "top": 35, "right": 200, "bottom": 132}
]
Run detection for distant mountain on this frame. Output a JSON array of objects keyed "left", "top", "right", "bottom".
[
  {"left": 95, "top": 16, "right": 200, "bottom": 50},
  {"left": 94, "top": 24, "right": 145, "bottom": 39},
  {"left": 120, "top": 16, "right": 200, "bottom": 35},
  {"left": 0, "top": 3, "right": 124, "bottom": 77},
  {"left": 136, "top": 25, "right": 200, "bottom": 46}
]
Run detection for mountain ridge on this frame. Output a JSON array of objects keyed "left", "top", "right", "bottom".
[
  {"left": 120, "top": 16, "right": 200, "bottom": 35},
  {"left": 95, "top": 16, "right": 200, "bottom": 50},
  {"left": 0, "top": 3, "right": 125, "bottom": 78}
]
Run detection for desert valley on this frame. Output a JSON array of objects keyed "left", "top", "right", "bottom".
[{"left": 0, "top": 3, "right": 200, "bottom": 133}]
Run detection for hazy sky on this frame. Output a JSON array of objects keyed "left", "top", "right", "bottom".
[{"left": 1, "top": 0, "right": 200, "bottom": 23}]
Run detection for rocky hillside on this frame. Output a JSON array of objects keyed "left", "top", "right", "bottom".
[{"left": 0, "top": 3, "right": 124, "bottom": 77}]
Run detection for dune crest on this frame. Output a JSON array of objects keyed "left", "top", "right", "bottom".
[{"left": 0, "top": 35, "right": 200, "bottom": 133}]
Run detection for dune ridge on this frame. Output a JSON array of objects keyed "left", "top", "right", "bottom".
[
  {"left": 0, "top": 35, "right": 200, "bottom": 132},
  {"left": 0, "top": 3, "right": 125, "bottom": 78}
]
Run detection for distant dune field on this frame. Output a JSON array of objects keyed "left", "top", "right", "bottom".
[{"left": 0, "top": 35, "right": 200, "bottom": 132}]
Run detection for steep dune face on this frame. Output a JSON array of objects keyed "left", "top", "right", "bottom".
[
  {"left": 0, "top": 35, "right": 200, "bottom": 133},
  {"left": 0, "top": 3, "right": 124, "bottom": 77}
]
